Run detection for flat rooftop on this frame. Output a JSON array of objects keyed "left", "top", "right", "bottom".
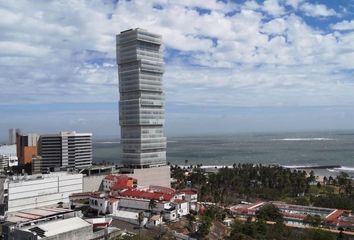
[
  {"left": 22, "top": 217, "right": 91, "bottom": 238},
  {"left": 6, "top": 207, "right": 74, "bottom": 223}
]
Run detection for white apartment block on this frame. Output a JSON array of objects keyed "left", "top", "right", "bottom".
[
  {"left": 39, "top": 131, "right": 92, "bottom": 171},
  {"left": 0, "top": 172, "right": 83, "bottom": 215}
]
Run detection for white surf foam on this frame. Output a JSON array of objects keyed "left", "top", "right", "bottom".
[
  {"left": 332, "top": 166, "right": 354, "bottom": 172},
  {"left": 272, "top": 138, "right": 335, "bottom": 141},
  {"left": 282, "top": 165, "right": 318, "bottom": 169}
]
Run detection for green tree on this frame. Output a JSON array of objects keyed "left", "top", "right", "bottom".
[
  {"left": 303, "top": 214, "right": 322, "bottom": 227},
  {"left": 255, "top": 203, "right": 284, "bottom": 223},
  {"left": 137, "top": 211, "right": 144, "bottom": 240},
  {"left": 197, "top": 215, "right": 212, "bottom": 237}
]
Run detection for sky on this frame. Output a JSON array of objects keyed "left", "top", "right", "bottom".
[{"left": 1, "top": 0, "right": 354, "bottom": 142}]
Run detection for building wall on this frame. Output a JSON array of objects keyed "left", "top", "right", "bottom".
[
  {"left": 108, "top": 201, "right": 119, "bottom": 214},
  {"left": 176, "top": 202, "right": 189, "bottom": 217},
  {"left": 119, "top": 198, "right": 170, "bottom": 212},
  {"left": 5, "top": 173, "right": 83, "bottom": 213},
  {"left": 128, "top": 165, "right": 171, "bottom": 188},
  {"left": 89, "top": 197, "right": 108, "bottom": 214},
  {"left": 103, "top": 179, "right": 114, "bottom": 192},
  {"left": 38, "top": 135, "right": 62, "bottom": 170},
  {"left": 83, "top": 175, "right": 105, "bottom": 192},
  {"left": 16, "top": 134, "right": 39, "bottom": 165},
  {"left": 23, "top": 146, "right": 37, "bottom": 164}
]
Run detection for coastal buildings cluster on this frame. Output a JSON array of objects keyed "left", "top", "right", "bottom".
[
  {"left": 1, "top": 28, "right": 354, "bottom": 240},
  {"left": 0, "top": 129, "right": 93, "bottom": 174},
  {"left": 0, "top": 28, "right": 174, "bottom": 240}
]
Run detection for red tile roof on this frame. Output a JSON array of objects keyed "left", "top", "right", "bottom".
[
  {"left": 105, "top": 175, "right": 136, "bottom": 191},
  {"left": 120, "top": 189, "right": 174, "bottom": 201},
  {"left": 326, "top": 209, "right": 345, "bottom": 222},
  {"left": 179, "top": 189, "right": 197, "bottom": 195},
  {"left": 104, "top": 175, "right": 117, "bottom": 181},
  {"left": 149, "top": 185, "right": 176, "bottom": 194}
]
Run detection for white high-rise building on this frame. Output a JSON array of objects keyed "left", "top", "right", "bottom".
[
  {"left": 38, "top": 131, "right": 92, "bottom": 171},
  {"left": 117, "top": 28, "right": 166, "bottom": 168}
]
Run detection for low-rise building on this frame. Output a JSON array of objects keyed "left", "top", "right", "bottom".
[
  {"left": 3, "top": 207, "right": 120, "bottom": 240},
  {"left": 103, "top": 174, "right": 137, "bottom": 192},
  {"left": 0, "top": 144, "right": 17, "bottom": 171},
  {"left": 6, "top": 216, "right": 93, "bottom": 240},
  {"left": 230, "top": 201, "right": 353, "bottom": 229},
  {"left": 173, "top": 199, "right": 189, "bottom": 217},
  {"left": 0, "top": 172, "right": 83, "bottom": 217},
  {"left": 89, "top": 193, "right": 119, "bottom": 215},
  {"left": 86, "top": 175, "right": 199, "bottom": 226},
  {"left": 0, "top": 155, "right": 18, "bottom": 171},
  {"left": 176, "top": 189, "right": 198, "bottom": 212}
]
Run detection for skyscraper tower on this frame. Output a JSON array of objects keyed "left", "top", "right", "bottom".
[{"left": 117, "top": 28, "right": 166, "bottom": 168}]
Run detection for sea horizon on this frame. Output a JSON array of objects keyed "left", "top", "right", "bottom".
[{"left": 93, "top": 130, "right": 354, "bottom": 177}]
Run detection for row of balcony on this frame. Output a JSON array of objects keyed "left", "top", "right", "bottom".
[{"left": 120, "top": 119, "right": 164, "bottom": 126}]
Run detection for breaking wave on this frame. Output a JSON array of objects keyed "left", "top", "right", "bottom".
[{"left": 272, "top": 138, "right": 335, "bottom": 141}]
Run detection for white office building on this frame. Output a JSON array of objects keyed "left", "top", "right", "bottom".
[
  {"left": 117, "top": 28, "right": 166, "bottom": 168},
  {"left": 0, "top": 172, "right": 83, "bottom": 215},
  {"left": 39, "top": 131, "right": 92, "bottom": 171}
]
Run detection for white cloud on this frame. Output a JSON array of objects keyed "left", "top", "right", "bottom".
[
  {"left": 262, "top": 0, "right": 285, "bottom": 16},
  {"left": 261, "top": 18, "right": 287, "bottom": 35},
  {"left": 331, "top": 20, "right": 354, "bottom": 30},
  {"left": 0, "top": 0, "right": 353, "bottom": 110},
  {"left": 285, "top": 0, "right": 303, "bottom": 9},
  {"left": 300, "top": 3, "right": 337, "bottom": 17}
]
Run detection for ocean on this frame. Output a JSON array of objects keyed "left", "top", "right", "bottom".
[{"left": 93, "top": 131, "right": 354, "bottom": 177}]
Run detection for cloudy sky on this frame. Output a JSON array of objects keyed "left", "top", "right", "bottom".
[{"left": 1, "top": 0, "right": 354, "bottom": 141}]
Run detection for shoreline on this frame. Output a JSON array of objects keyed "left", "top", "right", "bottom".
[{"left": 175, "top": 164, "right": 354, "bottom": 178}]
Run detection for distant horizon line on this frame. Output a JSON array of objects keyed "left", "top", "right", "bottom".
[{"left": 1, "top": 128, "right": 354, "bottom": 144}]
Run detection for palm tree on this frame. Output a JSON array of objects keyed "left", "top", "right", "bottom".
[
  {"left": 148, "top": 199, "right": 157, "bottom": 213},
  {"left": 137, "top": 211, "right": 144, "bottom": 240}
]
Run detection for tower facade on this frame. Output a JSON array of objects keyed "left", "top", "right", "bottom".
[{"left": 117, "top": 28, "right": 166, "bottom": 168}]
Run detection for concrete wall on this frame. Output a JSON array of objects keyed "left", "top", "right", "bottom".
[
  {"left": 83, "top": 175, "right": 105, "bottom": 192},
  {"left": 128, "top": 165, "right": 170, "bottom": 187},
  {"left": 89, "top": 197, "right": 108, "bottom": 214},
  {"left": 119, "top": 198, "right": 169, "bottom": 212}
]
